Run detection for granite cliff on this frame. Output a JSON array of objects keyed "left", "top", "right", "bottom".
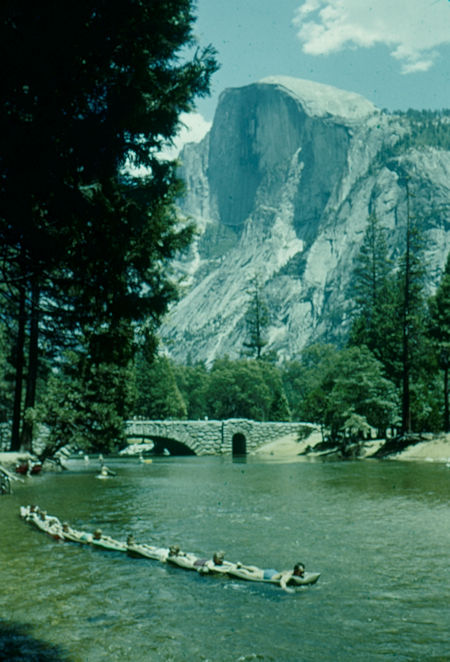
[{"left": 159, "top": 77, "right": 450, "bottom": 363}]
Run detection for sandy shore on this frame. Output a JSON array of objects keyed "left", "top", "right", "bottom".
[
  {"left": 0, "top": 451, "right": 32, "bottom": 468},
  {"left": 252, "top": 430, "right": 450, "bottom": 464},
  {"left": 251, "top": 431, "right": 322, "bottom": 460},
  {"left": 388, "top": 434, "right": 450, "bottom": 463}
]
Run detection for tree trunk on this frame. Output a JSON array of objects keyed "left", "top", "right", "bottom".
[
  {"left": 401, "top": 179, "right": 412, "bottom": 435},
  {"left": 10, "top": 285, "right": 26, "bottom": 451},
  {"left": 444, "top": 365, "right": 449, "bottom": 433},
  {"left": 21, "top": 280, "right": 40, "bottom": 451},
  {"left": 401, "top": 345, "right": 411, "bottom": 434}
]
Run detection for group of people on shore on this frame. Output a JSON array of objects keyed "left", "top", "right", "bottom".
[{"left": 21, "top": 506, "right": 317, "bottom": 592}]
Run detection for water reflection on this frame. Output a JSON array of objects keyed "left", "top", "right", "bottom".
[
  {"left": 231, "top": 455, "right": 247, "bottom": 464},
  {"left": 0, "top": 620, "right": 71, "bottom": 661}
]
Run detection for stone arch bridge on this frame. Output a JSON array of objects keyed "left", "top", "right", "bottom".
[{"left": 125, "top": 419, "right": 313, "bottom": 456}]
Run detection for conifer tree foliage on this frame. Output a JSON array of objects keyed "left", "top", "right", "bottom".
[
  {"left": 395, "top": 171, "right": 428, "bottom": 433},
  {"left": 349, "top": 214, "right": 402, "bottom": 381},
  {"left": 0, "top": 322, "right": 13, "bottom": 432},
  {"left": 350, "top": 169, "right": 432, "bottom": 434},
  {"left": 323, "top": 346, "right": 398, "bottom": 443},
  {"left": 350, "top": 215, "right": 393, "bottom": 352},
  {"left": 429, "top": 252, "right": 450, "bottom": 432},
  {"left": 282, "top": 344, "right": 339, "bottom": 423},
  {"left": 352, "top": 214, "right": 391, "bottom": 312},
  {"left": 0, "top": 1, "right": 217, "bottom": 451},
  {"left": 243, "top": 275, "right": 270, "bottom": 360}
]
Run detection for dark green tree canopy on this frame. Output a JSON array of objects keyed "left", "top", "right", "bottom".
[
  {"left": 429, "top": 251, "right": 450, "bottom": 432},
  {"left": 0, "top": 1, "right": 217, "bottom": 451},
  {"left": 1, "top": 0, "right": 217, "bottom": 305},
  {"left": 429, "top": 252, "right": 450, "bottom": 353}
]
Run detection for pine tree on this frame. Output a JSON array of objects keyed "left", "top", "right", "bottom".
[
  {"left": 352, "top": 214, "right": 391, "bottom": 314},
  {"left": 429, "top": 252, "right": 450, "bottom": 432},
  {"left": 243, "top": 275, "right": 270, "bottom": 360},
  {"left": 350, "top": 171, "right": 429, "bottom": 434},
  {"left": 396, "top": 172, "right": 427, "bottom": 433},
  {"left": 349, "top": 214, "right": 396, "bottom": 366}
]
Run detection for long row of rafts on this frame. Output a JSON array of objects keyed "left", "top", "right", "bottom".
[{"left": 20, "top": 506, "right": 320, "bottom": 591}]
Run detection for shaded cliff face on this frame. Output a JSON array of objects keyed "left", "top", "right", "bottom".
[
  {"left": 161, "top": 77, "right": 450, "bottom": 364},
  {"left": 208, "top": 82, "right": 351, "bottom": 243}
]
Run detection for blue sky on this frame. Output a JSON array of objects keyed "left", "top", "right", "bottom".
[{"left": 171, "top": 0, "right": 450, "bottom": 151}]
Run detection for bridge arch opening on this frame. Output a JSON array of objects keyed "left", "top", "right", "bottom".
[
  {"left": 232, "top": 433, "right": 246, "bottom": 456},
  {"left": 152, "top": 437, "right": 196, "bottom": 456}
]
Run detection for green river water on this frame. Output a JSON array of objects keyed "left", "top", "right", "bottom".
[{"left": 1, "top": 456, "right": 449, "bottom": 661}]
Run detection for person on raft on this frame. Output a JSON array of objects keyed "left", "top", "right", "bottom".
[
  {"left": 167, "top": 544, "right": 201, "bottom": 570},
  {"left": 167, "top": 546, "right": 233, "bottom": 574},
  {"left": 268, "top": 562, "right": 306, "bottom": 592},
  {"left": 197, "top": 551, "right": 243, "bottom": 575},
  {"left": 228, "top": 561, "right": 306, "bottom": 592}
]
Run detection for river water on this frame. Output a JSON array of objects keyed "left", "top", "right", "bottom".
[{"left": 1, "top": 456, "right": 449, "bottom": 661}]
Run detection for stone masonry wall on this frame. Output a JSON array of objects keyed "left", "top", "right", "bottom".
[{"left": 126, "top": 419, "right": 313, "bottom": 456}]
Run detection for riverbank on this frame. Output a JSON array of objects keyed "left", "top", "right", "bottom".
[
  {"left": 382, "top": 433, "right": 450, "bottom": 463},
  {"left": 0, "top": 451, "right": 32, "bottom": 469},
  {"left": 251, "top": 430, "right": 323, "bottom": 459},
  {"left": 252, "top": 430, "right": 450, "bottom": 463},
  {"left": 3, "top": 432, "right": 450, "bottom": 466}
]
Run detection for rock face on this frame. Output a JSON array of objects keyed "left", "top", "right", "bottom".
[{"left": 160, "top": 76, "right": 450, "bottom": 364}]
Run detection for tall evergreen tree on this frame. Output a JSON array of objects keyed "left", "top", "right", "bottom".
[
  {"left": 243, "top": 275, "right": 270, "bottom": 360},
  {"left": 350, "top": 171, "right": 429, "bottom": 434},
  {"left": 349, "top": 214, "right": 399, "bottom": 373},
  {"left": 429, "top": 252, "right": 450, "bottom": 432},
  {"left": 396, "top": 172, "right": 427, "bottom": 433},
  {"left": 352, "top": 214, "right": 391, "bottom": 315},
  {"left": 0, "top": 321, "right": 13, "bottom": 433},
  {"left": 0, "top": 2, "right": 217, "bottom": 451}
]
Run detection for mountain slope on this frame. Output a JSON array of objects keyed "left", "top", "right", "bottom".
[{"left": 160, "top": 77, "right": 450, "bottom": 363}]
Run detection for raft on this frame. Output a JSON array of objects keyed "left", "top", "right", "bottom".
[
  {"left": 61, "top": 525, "right": 93, "bottom": 544},
  {"left": 19, "top": 506, "right": 320, "bottom": 591},
  {"left": 228, "top": 566, "right": 321, "bottom": 585},
  {"left": 90, "top": 535, "right": 127, "bottom": 552},
  {"left": 20, "top": 506, "right": 64, "bottom": 541},
  {"left": 127, "top": 541, "right": 169, "bottom": 562}
]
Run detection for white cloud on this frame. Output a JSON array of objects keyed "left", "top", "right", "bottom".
[
  {"left": 159, "top": 112, "right": 212, "bottom": 160},
  {"left": 293, "top": 0, "right": 450, "bottom": 73},
  {"left": 125, "top": 112, "right": 211, "bottom": 177}
]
